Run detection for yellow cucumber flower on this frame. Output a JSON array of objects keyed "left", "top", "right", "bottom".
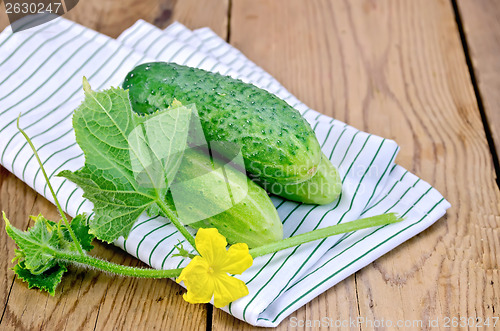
[{"left": 176, "top": 228, "right": 253, "bottom": 308}]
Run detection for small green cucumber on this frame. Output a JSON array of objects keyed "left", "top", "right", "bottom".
[
  {"left": 256, "top": 153, "right": 342, "bottom": 205},
  {"left": 164, "top": 147, "right": 283, "bottom": 248},
  {"left": 123, "top": 62, "right": 321, "bottom": 185}
]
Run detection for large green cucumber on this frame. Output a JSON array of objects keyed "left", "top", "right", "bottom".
[
  {"left": 256, "top": 153, "right": 342, "bottom": 205},
  {"left": 164, "top": 147, "right": 283, "bottom": 248},
  {"left": 123, "top": 62, "right": 321, "bottom": 185}
]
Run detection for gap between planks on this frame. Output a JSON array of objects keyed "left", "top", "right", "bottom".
[{"left": 451, "top": 0, "right": 500, "bottom": 189}]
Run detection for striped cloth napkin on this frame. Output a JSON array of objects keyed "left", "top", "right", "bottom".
[{"left": 0, "top": 17, "right": 450, "bottom": 327}]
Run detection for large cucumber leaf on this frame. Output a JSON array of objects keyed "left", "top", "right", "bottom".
[{"left": 59, "top": 79, "right": 191, "bottom": 242}]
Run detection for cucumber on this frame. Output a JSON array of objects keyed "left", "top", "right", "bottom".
[
  {"left": 164, "top": 147, "right": 283, "bottom": 248},
  {"left": 256, "top": 153, "right": 342, "bottom": 205},
  {"left": 123, "top": 62, "right": 321, "bottom": 185}
]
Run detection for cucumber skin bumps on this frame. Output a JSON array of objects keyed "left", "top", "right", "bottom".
[
  {"left": 123, "top": 62, "right": 322, "bottom": 186},
  {"left": 123, "top": 62, "right": 341, "bottom": 205}
]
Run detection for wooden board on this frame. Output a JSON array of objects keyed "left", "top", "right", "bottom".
[
  {"left": 0, "top": 0, "right": 228, "bottom": 330},
  {"left": 211, "top": 0, "right": 500, "bottom": 329},
  {"left": 457, "top": 0, "right": 500, "bottom": 168}
]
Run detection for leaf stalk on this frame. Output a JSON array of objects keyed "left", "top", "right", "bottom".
[{"left": 17, "top": 115, "right": 85, "bottom": 256}]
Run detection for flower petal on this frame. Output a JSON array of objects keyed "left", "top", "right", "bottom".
[
  {"left": 176, "top": 256, "right": 214, "bottom": 304},
  {"left": 219, "top": 243, "right": 253, "bottom": 274},
  {"left": 195, "top": 228, "right": 227, "bottom": 265},
  {"left": 212, "top": 273, "right": 249, "bottom": 308}
]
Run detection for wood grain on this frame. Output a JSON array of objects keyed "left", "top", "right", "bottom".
[
  {"left": 0, "top": 1, "right": 8, "bottom": 30},
  {"left": 0, "top": 173, "right": 209, "bottom": 331},
  {"left": 1, "top": 0, "right": 499, "bottom": 329},
  {"left": 210, "top": 0, "right": 500, "bottom": 329},
  {"left": 457, "top": 0, "right": 500, "bottom": 164}
]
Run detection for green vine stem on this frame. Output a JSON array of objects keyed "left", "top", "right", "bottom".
[
  {"left": 17, "top": 115, "right": 85, "bottom": 256},
  {"left": 15, "top": 113, "right": 402, "bottom": 278},
  {"left": 155, "top": 199, "right": 199, "bottom": 255},
  {"left": 249, "top": 213, "right": 403, "bottom": 258},
  {"left": 55, "top": 251, "right": 183, "bottom": 278}
]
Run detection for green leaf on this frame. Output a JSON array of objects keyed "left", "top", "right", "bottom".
[
  {"left": 13, "top": 260, "right": 67, "bottom": 296},
  {"left": 62, "top": 214, "right": 95, "bottom": 252},
  {"left": 3, "top": 212, "right": 93, "bottom": 295},
  {"left": 58, "top": 82, "right": 192, "bottom": 242},
  {"left": 4, "top": 213, "right": 59, "bottom": 274}
]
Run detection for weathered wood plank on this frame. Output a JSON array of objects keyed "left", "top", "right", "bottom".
[
  {"left": 457, "top": 0, "right": 500, "bottom": 169},
  {"left": 0, "top": 0, "right": 8, "bottom": 31},
  {"left": 212, "top": 0, "right": 500, "bottom": 329},
  {"left": 0, "top": 0, "right": 229, "bottom": 330},
  {"left": 0, "top": 168, "right": 38, "bottom": 329}
]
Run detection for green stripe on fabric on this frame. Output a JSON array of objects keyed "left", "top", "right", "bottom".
[
  {"left": 319, "top": 123, "right": 335, "bottom": 148},
  {"left": 278, "top": 140, "right": 389, "bottom": 289},
  {"left": 241, "top": 244, "right": 304, "bottom": 322},
  {"left": 362, "top": 170, "right": 409, "bottom": 214},
  {"left": 142, "top": 32, "right": 169, "bottom": 55},
  {"left": 263, "top": 139, "right": 386, "bottom": 302},
  {"left": 74, "top": 196, "right": 90, "bottom": 216},
  {"left": 328, "top": 125, "right": 348, "bottom": 160},
  {"left": 176, "top": 256, "right": 187, "bottom": 269},
  {"left": 286, "top": 134, "right": 372, "bottom": 235},
  {"left": 49, "top": 52, "right": 149, "bottom": 219},
  {"left": 0, "top": 30, "right": 96, "bottom": 151},
  {"left": 194, "top": 54, "right": 213, "bottom": 69},
  {"left": 118, "top": 22, "right": 143, "bottom": 45},
  {"left": 228, "top": 248, "right": 281, "bottom": 315},
  {"left": 0, "top": 16, "right": 57, "bottom": 60},
  {"left": 0, "top": 21, "right": 62, "bottom": 80},
  {"left": 14, "top": 41, "right": 123, "bottom": 180},
  {"left": 123, "top": 216, "right": 160, "bottom": 252},
  {"left": 198, "top": 36, "right": 263, "bottom": 77},
  {"left": 315, "top": 137, "right": 380, "bottom": 227},
  {"left": 128, "top": 26, "right": 151, "bottom": 50},
  {"left": 264, "top": 195, "right": 444, "bottom": 324},
  {"left": 0, "top": 24, "right": 83, "bottom": 105},
  {"left": 33, "top": 140, "right": 75, "bottom": 189},
  {"left": 279, "top": 203, "right": 303, "bottom": 225},
  {"left": 181, "top": 41, "right": 209, "bottom": 66},
  {"left": 19, "top": 46, "right": 145, "bottom": 200},
  {"left": 157, "top": 42, "right": 187, "bottom": 60}
]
